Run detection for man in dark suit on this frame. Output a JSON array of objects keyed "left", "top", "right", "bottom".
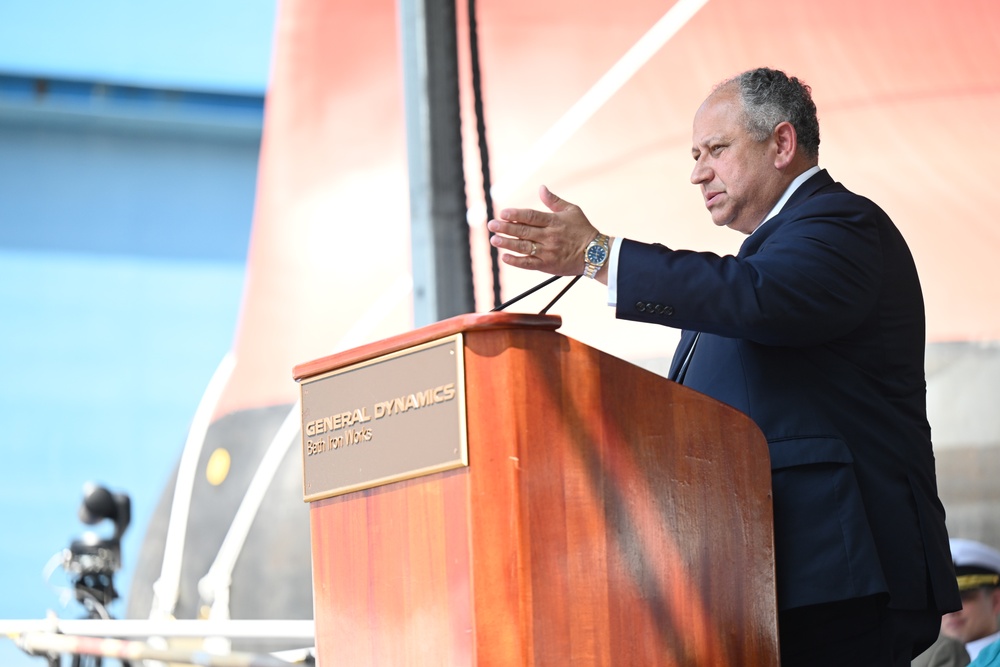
[{"left": 487, "top": 67, "right": 960, "bottom": 666}]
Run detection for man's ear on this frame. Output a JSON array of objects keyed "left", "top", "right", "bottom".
[
  {"left": 989, "top": 587, "right": 1000, "bottom": 614},
  {"left": 773, "top": 121, "right": 797, "bottom": 170}
]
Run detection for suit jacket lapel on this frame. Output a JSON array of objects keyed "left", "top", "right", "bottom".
[
  {"left": 738, "top": 169, "right": 835, "bottom": 259},
  {"left": 669, "top": 330, "right": 700, "bottom": 382}
]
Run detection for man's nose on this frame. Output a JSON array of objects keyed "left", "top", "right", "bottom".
[{"left": 690, "top": 160, "right": 710, "bottom": 185}]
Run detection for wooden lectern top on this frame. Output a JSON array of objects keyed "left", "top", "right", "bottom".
[{"left": 292, "top": 312, "right": 561, "bottom": 382}]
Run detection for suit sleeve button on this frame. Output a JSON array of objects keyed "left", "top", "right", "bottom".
[{"left": 635, "top": 301, "right": 646, "bottom": 312}]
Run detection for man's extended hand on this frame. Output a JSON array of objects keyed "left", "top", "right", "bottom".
[{"left": 487, "top": 185, "right": 603, "bottom": 280}]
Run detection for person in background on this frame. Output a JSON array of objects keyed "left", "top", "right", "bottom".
[
  {"left": 911, "top": 633, "right": 970, "bottom": 667},
  {"left": 942, "top": 539, "right": 1000, "bottom": 661}
]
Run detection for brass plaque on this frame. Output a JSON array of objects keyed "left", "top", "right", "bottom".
[{"left": 299, "top": 334, "right": 468, "bottom": 502}]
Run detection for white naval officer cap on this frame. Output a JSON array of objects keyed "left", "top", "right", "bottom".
[{"left": 951, "top": 538, "right": 1000, "bottom": 591}]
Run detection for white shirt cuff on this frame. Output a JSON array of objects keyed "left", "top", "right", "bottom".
[{"left": 607, "top": 236, "right": 623, "bottom": 307}]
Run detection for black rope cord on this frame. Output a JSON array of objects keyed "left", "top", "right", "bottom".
[{"left": 466, "top": 0, "right": 502, "bottom": 309}]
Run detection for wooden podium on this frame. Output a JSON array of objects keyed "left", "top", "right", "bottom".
[{"left": 293, "top": 313, "right": 778, "bottom": 666}]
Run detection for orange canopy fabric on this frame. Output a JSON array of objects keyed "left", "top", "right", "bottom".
[{"left": 218, "top": 0, "right": 1000, "bottom": 416}]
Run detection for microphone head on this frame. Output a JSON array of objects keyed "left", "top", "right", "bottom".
[{"left": 78, "top": 482, "right": 117, "bottom": 525}]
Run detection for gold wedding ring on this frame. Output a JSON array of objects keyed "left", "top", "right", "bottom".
[{"left": 530, "top": 242, "right": 538, "bottom": 256}]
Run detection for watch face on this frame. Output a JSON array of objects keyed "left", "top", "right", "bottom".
[{"left": 586, "top": 243, "right": 608, "bottom": 264}]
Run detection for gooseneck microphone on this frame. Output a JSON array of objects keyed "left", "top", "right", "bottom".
[{"left": 490, "top": 275, "right": 583, "bottom": 314}]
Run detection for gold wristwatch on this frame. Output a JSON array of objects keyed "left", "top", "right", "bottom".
[{"left": 583, "top": 233, "right": 610, "bottom": 279}]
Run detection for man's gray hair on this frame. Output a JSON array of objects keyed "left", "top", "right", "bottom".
[{"left": 720, "top": 68, "right": 821, "bottom": 158}]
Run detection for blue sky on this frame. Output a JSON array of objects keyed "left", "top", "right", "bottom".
[{"left": 0, "top": 0, "right": 277, "bottom": 93}]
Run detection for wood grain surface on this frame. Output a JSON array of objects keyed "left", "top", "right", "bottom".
[{"left": 306, "top": 314, "right": 778, "bottom": 666}]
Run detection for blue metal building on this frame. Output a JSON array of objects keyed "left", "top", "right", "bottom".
[{"left": 0, "top": 3, "right": 276, "bottom": 665}]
